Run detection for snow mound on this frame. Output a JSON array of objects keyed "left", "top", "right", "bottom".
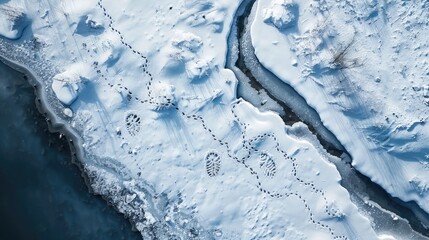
[
  {"left": 252, "top": 0, "right": 429, "bottom": 214},
  {"left": 171, "top": 31, "right": 202, "bottom": 53},
  {"left": 185, "top": 59, "right": 211, "bottom": 81},
  {"left": 263, "top": 0, "right": 297, "bottom": 30},
  {"left": 51, "top": 77, "right": 80, "bottom": 106},
  {"left": 410, "top": 177, "right": 429, "bottom": 197},
  {"left": 51, "top": 63, "right": 93, "bottom": 106},
  {"left": 149, "top": 81, "right": 176, "bottom": 111},
  {"left": 164, "top": 31, "right": 212, "bottom": 81},
  {"left": 378, "top": 235, "right": 397, "bottom": 240},
  {"left": 0, "top": 5, "right": 29, "bottom": 40},
  {"left": 63, "top": 108, "right": 74, "bottom": 117}
]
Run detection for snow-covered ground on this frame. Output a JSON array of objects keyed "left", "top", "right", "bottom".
[
  {"left": 0, "top": 0, "right": 426, "bottom": 239},
  {"left": 251, "top": 0, "right": 429, "bottom": 215},
  {"left": 0, "top": 3, "right": 29, "bottom": 40}
]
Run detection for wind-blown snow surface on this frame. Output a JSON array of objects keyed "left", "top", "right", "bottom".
[
  {"left": 0, "top": 0, "right": 399, "bottom": 239},
  {"left": 251, "top": 0, "right": 429, "bottom": 215},
  {"left": 0, "top": 2, "right": 29, "bottom": 40}
]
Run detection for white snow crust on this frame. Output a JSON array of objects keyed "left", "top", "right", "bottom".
[
  {"left": 0, "top": 2, "right": 28, "bottom": 40},
  {"left": 251, "top": 0, "right": 429, "bottom": 213},
  {"left": 263, "top": 0, "right": 297, "bottom": 30},
  {"left": 1, "top": 0, "right": 423, "bottom": 238}
]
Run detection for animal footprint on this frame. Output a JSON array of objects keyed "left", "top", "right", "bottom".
[
  {"left": 125, "top": 113, "right": 141, "bottom": 136},
  {"left": 259, "top": 153, "right": 276, "bottom": 178},
  {"left": 205, "top": 152, "right": 221, "bottom": 177}
]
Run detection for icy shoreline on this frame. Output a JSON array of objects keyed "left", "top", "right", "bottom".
[
  {"left": 0, "top": 49, "right": 190, "bottom": 238},
  {"left": 0, "top": 54, "right": 143, "bottom": 233},
  {"left": 0, "top": 54, "right": 85, "bottom": 178},
  {"left": 0, "top": 59, "right": 142, "bottom": 239}
]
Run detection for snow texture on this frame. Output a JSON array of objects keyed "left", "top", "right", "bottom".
[
  {"left": 0, "top": 0, "right": 422, "bottom": 239},
  {"left": 0, "top": 2, "right": 29, "bottom": 40},
  {"left": 251, "top": 0, "right": 429, "bottom": 214},
  {"left": 263, "top": 0, "right": 297, "bottom": 30}
]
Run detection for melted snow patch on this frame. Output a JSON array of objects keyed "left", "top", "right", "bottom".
[{"left": 171, "top": 31, "right": 203, "bottom": 53}]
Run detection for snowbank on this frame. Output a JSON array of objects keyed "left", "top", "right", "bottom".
[
  {"left": 51, "top": 63, "right": 94, "bottom": 106},
  {"left": 263, "top": 0, "right": 297, "bottom": 30},
  {"left": 0, "top": 0, "right": 401, "bottom": 238},
  {"left": 251, "top": 0, "right": 429, "bottom": 213},
  {"left": 51, "top": 78, "right": 79, "bottom": 105},
  {"left": 0, "top": 4, "right": 29, "bottom": 40}
]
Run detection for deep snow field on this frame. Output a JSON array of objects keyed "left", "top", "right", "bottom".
[{"left": 0, "top": 0, "right": 428, "bottom": 239}]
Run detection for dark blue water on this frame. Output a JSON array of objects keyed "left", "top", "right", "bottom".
[{"left": 0, "top": 60, "right": 141, "bottom": 240}]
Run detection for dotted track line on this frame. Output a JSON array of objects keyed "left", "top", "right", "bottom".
[
  {"left": 94, "top": 2, "right": 347, "bottom": 239},
  {"left": 97, "top": 0, "right": 149, "bottom": 64},
  {"left": 230, "top": 101, "right": 346, "bottom": 239},
  {"left": 246, "top": 132, "right": 336, "bottom": 219}
]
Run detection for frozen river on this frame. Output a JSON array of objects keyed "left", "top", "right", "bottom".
[{"left": 0, "top": 60, "right": 140, "bottom": 240}]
